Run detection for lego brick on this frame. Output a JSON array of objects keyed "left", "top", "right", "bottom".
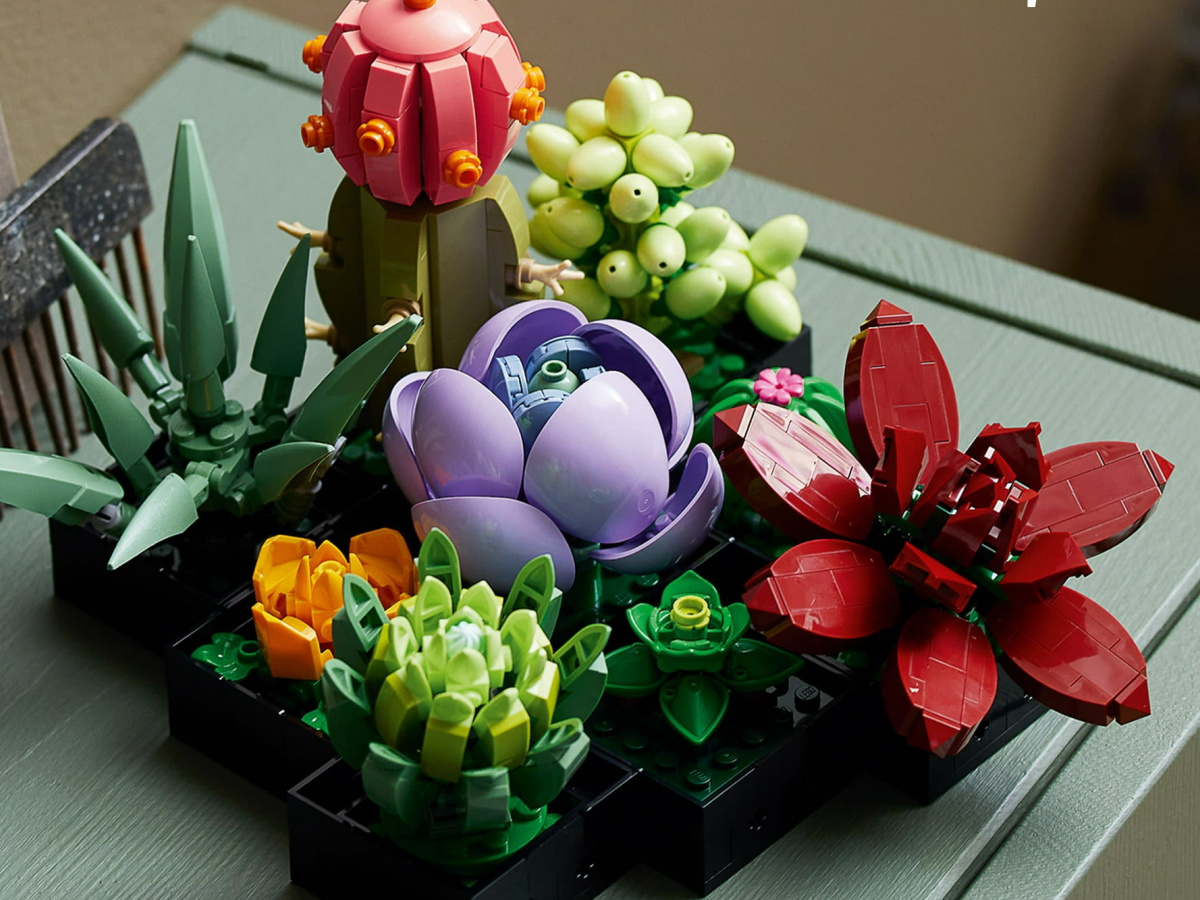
[
  {"left": 421, "top": 54, "right": 477, "bottom": 206},
  {"left": 590, "top": 656, "right": 862, "bottom": 895},
  {"left": 322, "top": 30, "right": 375, "bottom": 167},
  {"left": 362, "top": 57, "right": 423, "bottom": 206},
  {"left": 167, "top": 599, "right": 335, "bottom": 798},
  {"left": 288, "top": 749, "right": 638, "bottom": 900}
]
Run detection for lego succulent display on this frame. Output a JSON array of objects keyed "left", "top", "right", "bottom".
[
  {"left": 525, "top": 70, "right": 808, "bottom": 344},
  {"left": 716, "top": 300, "right": 1172, "bottom": 757},
  {"left": 382, "top": 299, "right": 724, "bottom": 592},
  {"left": 0, "top": 120, "right": 421, "bottom": 569},
  {"left": 321, "top": 529, "right": 610, "bottom": 872},
  {"left": 605, "top": 571, "right": 802, "bottom": 745},
  {"left": 251, "top": 529, "right": 418, "bottom": 681}
]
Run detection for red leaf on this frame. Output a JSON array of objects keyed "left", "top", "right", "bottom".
[
  {"left": 985, "top": 586, "right": 1149, "bottom": 725},
  {"left": 881, "top": 608, "right": 998, "bottom": 757},
  {"left": 743, "top": 539, "right": 900, "bottom": 654},
  {"left": 843, "top": 301, "right": 958, "bottom": 474},
  {"left": 1016, "top": 442, "right": 1173, "bottom": 557},
  {"left": 716, "top": 403, "right": 874, "bottom": 542}
]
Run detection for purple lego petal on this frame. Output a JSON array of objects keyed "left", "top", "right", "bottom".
[
  {"left": 591, "top": 443, "right": 724, "bottom": 573},
  {"left": 573, "top": 319, "right": 694, "bottom": 468},
  {"left": 411, "top": 368, "right": 524, "bottom": 499},
  {"left": 382, "top": 371, "right": 433, "bottom": 505},
  {"left": 412, "top": 496, "right": 577, "bottom": 591},
  {"left": 458, "top": 300, "right": 588, "bottom": 382},
  {"left": 524, "top": 371, "right": 668, "bottom": 544}
]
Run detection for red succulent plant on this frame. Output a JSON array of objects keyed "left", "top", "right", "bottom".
[{"left": 714, "top": 301, "right": 1172, "bottom": 757}]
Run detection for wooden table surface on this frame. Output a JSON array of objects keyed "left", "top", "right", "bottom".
[{"left": 2, "top": 7, "right": 1199, "bottom": 899}]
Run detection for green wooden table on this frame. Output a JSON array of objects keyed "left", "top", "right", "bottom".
[{"left": 3, "top": 7, "right": 1199, "bottom": 898}]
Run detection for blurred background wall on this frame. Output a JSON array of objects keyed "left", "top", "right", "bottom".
[{"left": 0, "top": 0, "right": 1196, "bottom": 320}]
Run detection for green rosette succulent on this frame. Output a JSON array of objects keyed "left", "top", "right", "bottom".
[
  {"left": 321, "top": 529, "right": 610, "bottom": 873},
  {"left": 604, "top": 571, "right": 801, "bottom": 745}
]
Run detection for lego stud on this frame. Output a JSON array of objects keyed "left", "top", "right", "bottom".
[
  {"left": 510, "top": 88, "right": 546, "bottom": 126},
  {"left": 443, "top": 150, "right": 483, "bottom": 188},
  {"left": 302, "top": 35, "right": 326, "bottom": 73},
  {"left": 357, "top": 119, "right": 396, "bottom": 157},
  {"left": 403, "top": 0, "right": 436, "bottom": 8},
  {"left": 670, "top": 595, "right": 711, "bottom": 634},
  {"left": 522, "top": 62, "right": 546, "bottom": 92},
  {"left": 301, "top": 115, "right": 335, "bottom": 153}
]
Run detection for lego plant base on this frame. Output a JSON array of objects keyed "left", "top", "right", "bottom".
[
  {"left": 590, "top": 657, "right": 861, "bottom": 895},
  {"left": 288, "top": 751, "right": 638, "bottom": 900},
  {"left": 868, "top": 666, "right": 1047, "bottom": 803},
  {"left": 50, "top": 453, "right": 399, "bottom": 652},
  {"left": 167, "top": 600, "right": 335, "bottom": 798}
]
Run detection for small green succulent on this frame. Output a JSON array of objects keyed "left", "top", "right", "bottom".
[
  {"left": 321, "top": 529, "right": 609, "bottom": 872},
  {"left": 605, "top": 571, "right": 801, "bottom": 745}
]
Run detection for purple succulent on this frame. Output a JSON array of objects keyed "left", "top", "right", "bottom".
[{"left": 383, "top": 301, "right": 724, "bottom": 591}]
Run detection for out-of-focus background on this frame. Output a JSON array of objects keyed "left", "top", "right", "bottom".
[{"left": 2, "top": 0, "right": 1198, "bottom": 319}]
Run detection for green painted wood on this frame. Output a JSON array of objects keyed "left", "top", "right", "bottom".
[{"left": 2, "top": 9, "right": 1198, "bottom": 900}]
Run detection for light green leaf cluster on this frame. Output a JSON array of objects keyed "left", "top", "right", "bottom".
[
  {"left": 321, "top": 531, "right": 610, "bottom": 844},
  {"left": 525, "top": 71, "right": 807, "bottom": 342}
]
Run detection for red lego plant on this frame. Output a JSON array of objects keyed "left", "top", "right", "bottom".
[{"left": 715, "top": 301, "right": 1172, "bottom": 757}]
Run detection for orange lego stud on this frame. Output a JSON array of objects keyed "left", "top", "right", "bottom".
[
  {"left": 522, "top": 62, "right": 546, "bottom": 92},
  {"left": 404, "top": 0, "right": 436, "bottom": 8},
  {"left": 357, "top": 119, "right": 396, "bottom": 157},
  {"left": 301, "top": 114, "right": 335, "bottom": 153},
  {"left": 510, "top": 88, "right": 546, "bottom": 126},
  {"left": 302, "top": 35, "right": 326, "bottom": 73},
  {"left": 443, "top": 149, "right": 483, "bottom": 188}
]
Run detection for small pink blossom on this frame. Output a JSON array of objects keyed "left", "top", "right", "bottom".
[{"left": 753, "top": 368, "right": 805, "bottom": 406}]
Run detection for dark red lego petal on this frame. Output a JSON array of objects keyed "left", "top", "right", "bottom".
[
  {"left": 965, "top": 423, "right": 1049, "bottom": 490},
  {"left": 715, "top": 403, "right": 874, "bottom": 542},
  {"left": 1000, "top": 531, "right": 1091, "bottom": 604},
  {"left": 844, "top": 301, "right": 959, "bottom": 475},
  {"left": 1016, "top": 442, "right": 1173, "bottom": 557},
  {"left": 889, "top": 542, "right": 976, "bottom": 613},
  {"left": 743, "top": 538, "right": 901, "bottom": 655},
  {"left": 881, "top": 607, "right": 998, "bottom": 758},
  {"left": 871, "top": 426, "right": 929, "bottom": 518},
  {"left": 985, "top": 586, "right": 1150, "bottom": 725}
]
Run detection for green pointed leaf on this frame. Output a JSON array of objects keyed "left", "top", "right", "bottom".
[
  {"left": 725, "top": 600, "right": 752, "bottom": 644},
  {"left": 251, "top": 234, "right": 309, "bottom": 377},
  {"left": 180, "top": 237, "right": 226, "bottom": 378},
  {"left": 720, "top": 637, "right": 803, "bottom": 692},
  {"left": 603, "top": 643, "right": 665, "bottom": 698},
  {"left": 63, "top": 355, "right": 154, "bottom": 470},
  {"left": 55, "top": 229, "right": 155, "bottom": 367},
  {"left": 164, "top": 119, "right": 236, "bottom": 380},
  {"left": 331, "top": 574, "right": 390, "bottom": 674},
  {"left": 509, "top": 719, "right": 589, "bottom": 808},
  {"left": 626, "top": 603, "right": 656, "bottom": 646},
  {"left": 659, "top": 674, "right": 729, "bottom": 746},
  {"left": 0, "top": 450, "right": 124, "bottom": 524},
  {"left": 251, "top": 440, "right": 334, "bottom": 503},
  {"left": 553, "top": 623, "right": 610, "bottom": 692},
  {"left": 362, "top": 742, "right": 437, "bottom": 827},
  {"left": 501, "top": 554, "right": 561, "bottom": 635},
  {"left": 108, "top": 474, "right": 199, "bottom": 568},
  {"left": 284, "top": 314, "right": 423, "bottom": 446},
  {"left": 321, "top": 659, "right": 376, "bottom": 768},
  {"left": 461, "top": 766, "right": 513, "bottom": 832},
  {"left": 417, "top": 527, "right": 461, "bottom": 604}
]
